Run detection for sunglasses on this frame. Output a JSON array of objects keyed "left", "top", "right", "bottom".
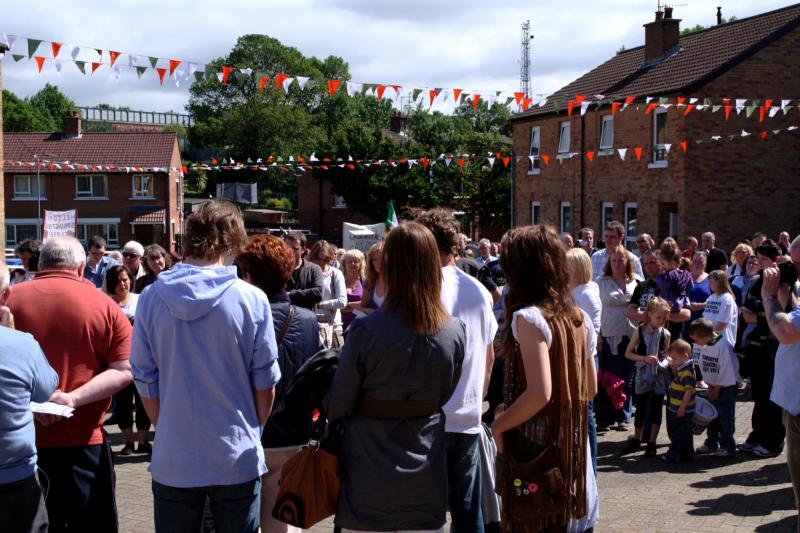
[{"left": 122, "top": 252, "right": 140, "bottom": 259}]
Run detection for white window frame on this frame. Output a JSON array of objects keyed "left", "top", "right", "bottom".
[
  {"left": 333, "top": 194, "right": 347, "bottom": 209},
  {"left": 5, "top": 219, "right": 39, "bottom": 247},
  {"left": 76, "top": 218, "right": 120, "bottom": 247},
  {"left": 601, "top": 202, "right": 614, "bottom": 235},
  {"left": 131, "top": 174, "right": 155, "bottom": 199},
  {"left": 531, "top": 201, "right": 541, "bottom": 225},
  {"left": 75, "top": 174, "right": 108, "bottom": 200},
  {"left": 624, "top": 202, "right": 638, "bottom": 250},
  {"left": 12, "top": 175, "right": 46, "bottom": 200},
  {"left": 528, "top": 127, "right": 541, "bottom": 175},
  {"left": 557, "top": 121, "right": 571, "bottom": 154},
  {"left": 649, "top": 107, "right": 668, "bottom": 168},
  {"left": 599, "top": 115, "right": 614, "bottom": 151},
  {"left": 560, "top": 201, "right": 572, "bottom": 235}
]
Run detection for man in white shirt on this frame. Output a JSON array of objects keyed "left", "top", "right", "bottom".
[
  {"left": 591, "top": 221, "right": 643, "bottom": 280},
  {"left": 418, "top": 209, "right": 498, "bottom": 533},
  {"left": 476, "top": 238, "right": 496, "bottom": 266}
]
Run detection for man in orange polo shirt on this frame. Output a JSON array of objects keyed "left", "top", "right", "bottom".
[{"left": 7, "top": 236, "right": 133, "bottom": 533}]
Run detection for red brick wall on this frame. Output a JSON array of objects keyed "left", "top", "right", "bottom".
[
  {"left": 513, "top": 25, "right": 800, "bottom": 252},
  {"left": 298, "top": 173, "right": 374, "bottom": 245}
]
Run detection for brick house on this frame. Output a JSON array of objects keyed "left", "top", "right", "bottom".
[
  {"left": 3, "top": 113, "right": 183, "bottom": 251},
  {"left": 511, "top": 4, "right": 800, "bottom": 252}
]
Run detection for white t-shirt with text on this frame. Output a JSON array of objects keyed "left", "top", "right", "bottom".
[
  {"left": 703, "top": 292, "right": 738, "bottom": 348},
  {"left": 698, "top": 336, "right": 739, "bottom": 387}
]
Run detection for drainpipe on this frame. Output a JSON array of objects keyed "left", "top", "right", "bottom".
[
  {"left": 580, "top": 113, "right": 587, "bottom": 229},
  {"left": 510, "top": 148, "right": 516, "bottom": 228}
]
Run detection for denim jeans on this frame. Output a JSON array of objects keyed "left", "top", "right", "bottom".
[
  {"left": 445, "top": 432, "right": 483, "bottom": 533},
  {"left": 152, "top": 478, "right": 261, "bottom": 533},
  {"left": 704, "top": 385, "right": 738, "bottom": 453},
  {"left": 666, "top": 409, "right": 695, "bottom": 462}
]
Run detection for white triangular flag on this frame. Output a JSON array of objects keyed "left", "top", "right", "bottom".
[
  {"left": 689, "top": 98, "right": 698, "bottom": 104},
  {"left": 736, "top": 99, "right": 747, "bottom": 114},
  {"left": 740, "top": 130, "right": 751, "bottom": 137},
  {"left": 528, "top": 155, "right": 536, "bottom": 166},
  {"left": 788, "top": 126, "right": 798, "bottom": 131},
  {"left": 445, "top": 158, "right": 452, "bottom": 167},
  {"left": 711, "top": 135, "right": 722, "bottom": 141},
  {"left": 185, "top": 62, "right": 198, "bottom": 80},
  {"left": 646, "top": 97, "right": 653, "bottom": 104},
  {"left": 240, "top": 68, "right": 252, "bottom": 77},
  {"left": 408, "top": 160, "right": 416, "bottom": 169},
  {"left": 782, "top": 99, "right": 791, "bottom": 109},
  {"left": 663, "top": 143, "right": 672, "bottom": 154},
  {"left": 70, "top": 45, "right": 80, "bottom": 60},
  {"left": 594, "top": 94, "right": 604, "bottom": 100},
  {"left": 441, "top": 91, "right": 449, "bottom": 104},
  {"left": 282, "top": 77, "right": 294, "bottom": 92},
  {"left": 617, "top": 148, "right": 627, "bottom": 160},
  {"left": 580, "top": 101, "right": 591, "bottom": 116},
  {"left": 347, "top": 155, "right": 353, "bottom": 162},
  {"left": 346, "top": 82, "right": 361, "bottom": 96},
  {"left": 662, "top": 104, "right": 672, "bottom": 109},
  {"left": 55, "top": 60, "right": 63, "bottom": 73},
  {"left": 129, "top": 55, "right": 138, "bottom": 68},
  {"left": 769, "top": 106, "right": 780, "bottom": 118},
  {"left": 114, "top": 65, "right": 122, "bottom": 81},
  {"left": 538, "top": 98, "right": 548, "bottom": 107},
  {"left": 296, "top": 76, "right": 310, "bottom": 90},
  {"left": 216, "top": 72, "right": 223, "bottom": 83},
  {"left": 310, "top": 153, "right": 319, "bottom": 162},
  {"left": 487, "top": 157, "right": 496, "bottom": 167}
]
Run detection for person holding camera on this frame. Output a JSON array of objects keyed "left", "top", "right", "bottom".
[{"left": 761, "top": 235, "right": 800, "bottom": 531}]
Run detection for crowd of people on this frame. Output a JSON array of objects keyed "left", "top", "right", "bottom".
[{"left": 1, "top": 200, "right": 799, "bottom": 533}]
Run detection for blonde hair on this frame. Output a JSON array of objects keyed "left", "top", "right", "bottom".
[
  {"left": 709, "top": 270, "right": 734, "bottom": 296},
  {"left": 565, "top": 248, "right": 592, "bottom": 286},
  {"left": 730, "top": 242, "right": 754, "bottom": 265},
  {"left": 645, "top": 297, "right": 670, "bottom": 322},
  {"left": 341, "top": 248, "right": 366, "bottom": 280},
  {"left": 365, "top": 241, "right": 384, "bottom": 289},
  {"left": 668, "top": 339, "right": 692, "bottom": 359}
]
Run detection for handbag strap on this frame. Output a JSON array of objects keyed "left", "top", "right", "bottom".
[{"left": 277, "top": 305, "right": 295, "bottom": 345}]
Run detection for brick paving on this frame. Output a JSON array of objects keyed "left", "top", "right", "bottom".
[{"left": 112, "top": 392, "right": 797, "bottom": 532}]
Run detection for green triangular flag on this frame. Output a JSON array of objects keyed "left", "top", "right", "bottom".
[
  {"left": 703, "top": 98, "right": 712, "bottom": 106},
  {"left": 505, "top": 97, "right": 514, "bottom": 105},
  {"left": 385, "top": 202, "right": 398, "bottom": 230},
  {"left": 659, "top": 97, "right": 669, "bottom": 105},
  {"left": 27, "top": 39, "right": 42, "bottom": 58},
  {"left": 773, "top": 129, "right": 781, "bottom": 135},
  {"left": 12, "top": 54, "right": 25, "bottom": 62},
  {"left": 362, "top": 83, "right": 376, "bottom": 94},
  {"left": 95, "top": 48, "right": 103, "bottom": 58},
  {"left": 149, "top": 56, "right": 159, "bottom": 68},
  {"left": 745, "top": 105, "right": 756, "bottom": 118},
  {"left": 711, "top": 105, "right": 721, "bottom": 113},
  {"left": 75, "top": 61, "right": 86, "bottom": 74},
  {"left": 205, "top": 64, "right": 215, "bottom": 78},
  {"left": 194, "top": 70, "right": 205, "bottom": 83},
  {"left": 136, "top": 66, "right": 147, "bottom": 78},
  {"left": 553, "top": 98, "right": 561, "bottom": 113},
  {"left": 750, "top": 99, "right": 760, "bottom": 107},
  {"left": 783, "top": 106, "right": 793, "bottom": 115},
  {"left": 496, "top": 90, "right": 502, "bottom": 97},
  {"left": 411, "top": 88, "right": 422, "bottom": 101}
]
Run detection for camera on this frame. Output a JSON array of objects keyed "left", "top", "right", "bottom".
[{"left": 779, "top": 261, "right": 798, "bottom": 285}]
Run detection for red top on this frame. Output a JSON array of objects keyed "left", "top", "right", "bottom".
[{"left": 8, "top": 270, "right": 132, "bottom": 448}]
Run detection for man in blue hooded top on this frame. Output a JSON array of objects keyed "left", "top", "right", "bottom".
[{"left": 131, "top": 200, "right": 281, "bottom": 533}]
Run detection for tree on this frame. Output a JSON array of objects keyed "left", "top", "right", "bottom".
[
  {"left": 2, "top": 84, "right": 74, "bottom": 132},
  {"left": 680, "top": 16, "right": 737, "bottom": 35}
]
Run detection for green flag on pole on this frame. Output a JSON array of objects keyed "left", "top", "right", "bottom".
[{"left": 386, "top": 202, "right": 398, "bottom": 230}]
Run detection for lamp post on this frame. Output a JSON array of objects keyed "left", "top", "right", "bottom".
[{"left": 35, "top": 155, "right": 42, "bottom": 239}]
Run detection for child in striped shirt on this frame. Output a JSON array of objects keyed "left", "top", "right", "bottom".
[{"left": 663, "top": 339, "right": 696, "bottom": 463}]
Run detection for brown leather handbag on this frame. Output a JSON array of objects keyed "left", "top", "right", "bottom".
[{"left": 271, "top": 439, "right": 340, "bottom": 528}]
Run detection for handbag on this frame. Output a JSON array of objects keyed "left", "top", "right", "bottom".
[{"left": 271, "top": 439, "right": 340, "bottom": 528}]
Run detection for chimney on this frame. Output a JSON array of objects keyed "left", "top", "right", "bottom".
[
  {"left": 63, "top": 109, "right": 81, "bottom": 138},
  {"left": 389, "top": 111, "right": 407, "bottom": 133},
  {"left": 717, "top": 6, "right": 723, "bottom": 25},
  {"left": 643, "top": 9, "right": 681, "bottom": 62}
]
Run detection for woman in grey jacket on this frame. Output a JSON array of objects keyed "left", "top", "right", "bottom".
[{"left": 327, "top": 223, "right": 465, "bottom": 532}]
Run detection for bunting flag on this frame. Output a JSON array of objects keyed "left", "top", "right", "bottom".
[
  {"left": 633, "top": 147, "right": 643, "bottom": 161},
  {"left": 611, "top": 102, "right": 621, "bottom": 115},
  {"left": 33, "top": 56, "right": 45, "bottom": 72},
  {"left": 75, "top": 60, "right": 86, "bottom": 74},
  {"left": 586, "top": 150, "right": 595, "bottom": 162},
  {"left": 502, "top": 157, "right": 510, "bottom": 168},
  {"left": 148, "top": 56, "right": 158, "bottom": 68},
  {"left": 258, "top": 75, "right": 269, "bottom": 92},
  {"left": 274, "top": 72, "right": 288, "bottom": 90},
  {"left": 376, "top": 85, "right": 387, "bottom": 101},
  {"left": 169, "top": 59, "right": 181, "bottom": 76},
  {"left": 91, "top": 61, "right": 102, "bottom": 75},
  {"left": 327, "top": 79, "right": 341, "bottom": 97},
  {"left": 51, "top": 42, "right": 62, "bottom": 57},
  {"left": 109, "top": 50, "right": 120, "bottom": 67},
  {"left": 541, "top": 154, "right": 550, "bottom": 166},
  {"left": 27, "top": 38, "right": 41, "bottom": 58},
  {"left": 617, "top": 148, "right": 627, "bottom": 160},
  {"left": 472, "top": 94, "right": 480, "bottom": 111},
  {"left": 155, "top": 67, "right": 167, "bottom": 85},
  {"left": 453, "top": 88, "right": 462, "bottom": 103},
  {"left": 514, "top": 92, "right": 524, "bottom": 105},
  {"left": 680, "top": 141, "right": 688, "bottom": 153},
  {"left": 221, "top": 65, "right": 234, "bottom": 85}
]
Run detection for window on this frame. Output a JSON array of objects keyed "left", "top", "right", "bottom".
[
  {"left": 5, "top": 223, "right": 38, "bottom": 247},
  {"left": 651, "top": 108, "right": 668, "bottom": 166},
  {"left": 132, "top": 174, "right": 154, "bottom": 198},
  {"left": 599, "top": 115, "right": 614, "bottom": 150},
  {"left": 13, "top": 175, "right": 46, "bottom": 199},
  {"left": 333, "top": 195, "right": 347, "bottom": 209},
  {"left": 601, "top": 202, "right": 614, "bottom": 235},
  {"left": 77, "top": 221, "right": 119, "bottom": 247},
  {"left": 624, "top": 202, "right": 638, "bottom": 250},
  {"left": 76, "top": 175, "right": 108, "bottom": 198},
  {"left": 558, "top": 121, "right": 571, "bottom": 154},
  {"left": 528, "top": 127, "right": 541, "bottom": 173},
  {"left": 560, "top": 201, "right": 572, "bottom": 234},
  {"left": 531, "top": 201, "right": 541, "bottom": 225}
]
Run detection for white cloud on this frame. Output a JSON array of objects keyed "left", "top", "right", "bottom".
[{"left": 1, "top": 0, "right": 795, "bottom": 112}]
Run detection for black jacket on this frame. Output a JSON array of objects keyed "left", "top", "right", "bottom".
[
  {"left": 262, "top": 293, "right": 321, "bottom": 448},
  {"left": 286, "top": 259, "right": 324, "bottom": 309}
]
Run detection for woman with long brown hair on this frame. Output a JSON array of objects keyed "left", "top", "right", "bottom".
[
  {"left": 491, "top": 225, "right": 597, "bottom": 532},
  {"left": 327, "top": 222, "right": 465, "bottom": 532},
  {"left": 360, "top": 241, "right": 386, "bottom": 311}
]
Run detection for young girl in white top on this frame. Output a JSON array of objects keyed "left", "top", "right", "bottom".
[{"left": 703, "top": 270, "right": 738, "bottom": 349}]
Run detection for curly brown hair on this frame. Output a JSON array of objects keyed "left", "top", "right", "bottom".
[
  {"left": 182, "top": 200, "right": 247, "bottom": 261},
  {"left": 237, "top": 235, "right": 296, "bottom": 296},
  {"left": 416, "top": 208, "right": 459, "bottom": 256}
]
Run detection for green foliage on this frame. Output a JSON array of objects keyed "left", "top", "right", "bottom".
[
  {"left": 83, "top": 121, "right": 115, "bottom": 133},
  {"left": 263, "top": 197, "right": 293, "bottom": 210},
  {"left": 164, "top": 123, "right": 187, "bottom": 138},
  {"left": 2, "top": 84, "right": 75, "bottom": 132},
  {"left": 680, "top": 16, "right": 737, "bottom": 35}
]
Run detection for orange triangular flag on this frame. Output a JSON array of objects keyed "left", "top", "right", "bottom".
[
  {"left": 156, "top": 67, "right": 167, "bottom": 85},
  {"left": 567, "top": 101, "right": 576, "bottom": 116},
  {"left": 759, "top": 106, "right": 766, "bottom": 123},
  {"left": 51, "top": 42, "right": 62, "bottom": 57},
  {"left": 472, "top": 94, "right": 480, "bottom": 111},
  {"left": 522, "top": 98, "right": 532, "bottom": 112},
  {"left": 458, "top": 158, "right": 465, "bottom": 171},
  {"left": 645, "top": 103, "right": 658, "bottom": 114},
  {"left": 725, "top": 106, "right": 733, "bottom": 120},
  {"left": 514, "top": 92, "right": 524, "bottom": 105},
  {"left": 541, "top": 154, "right": 550, "bottom": 166},
  {"left": 429, "top": 89, "right": 437, "bottom": 107},
  {"left": 624, "top": 96, "right": 636, "bottom": 105},
  {"left": 91, "top": 62, "right": 102, "bottom": 75},
  {"left": 633, "top": 147, "right": 643, "bottom": 161},
  {"left": 502, "top": 157, "right": 510, "bottom": 168},
  {"left": 680, "top": 141, "right": 688, "bottom": 153},
  {"left": 495, "top": 152, "right": 501, "bottom": 159},
  {"left": 327, "top": 79, "right": 342, "bottom": 97},
  {"left": 109, "top": 51, "right": 121, "bottom": 67},
  {"left": 453, "top": 88, "right": 462, "bottom": 102},
  {"left": 258, "top": 76, "right": 269, "bottom": 92},
  {"left": 376, "top": 85, "right": 387, "bottom": 101},
  {"left": 611, "top": 102, "right": 621, "bottom": 115},
  {"left": 274, "top": 73, "right": 288, "bottom": 90},
  {"left": 181, "top": 165, "right": 188, "bottom": 174},
  {"left": 575, "top": 94, "right": 586, "bottom": 104},
  {"left": 765, "top": 99, "right": 773, "bottom": 109},
  {"left": 34, "top": 56, "right": 45, "bottom": 72},
  {"left": 586, "top": 150, "right": 595, "bottom": 162},
  {"left": 420, "top": 157, "right": 430, "bottom": 169},
  {"left": 222, "top": 66, "right": 234, "bottom": 85},
  {"left": 677, "top": 97, "right": 685, "bottom": 106},
  {"left": 760, "top": 131, "right": 767, "bottom": 141},
  {"left": 683, "top": 104, "right": 695, "bottom": 116},
  {"left": 169, "top": 59, "right": 181, "bottom": 76}
]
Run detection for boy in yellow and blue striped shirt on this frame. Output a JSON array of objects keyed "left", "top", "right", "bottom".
[{"left": 663, "top": 339, "right": 696, "bottom": 463}]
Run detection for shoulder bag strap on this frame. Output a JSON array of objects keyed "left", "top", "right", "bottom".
[{"left": 277, "top": 305, "right": 295, "bottom": 345}]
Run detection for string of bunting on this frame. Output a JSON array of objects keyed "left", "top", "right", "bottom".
[{"left": 2, "top": 32, "right": 798, "bottom": 118}]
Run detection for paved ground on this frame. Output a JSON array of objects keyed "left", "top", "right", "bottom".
[{"left": 112, "top": 391, "right": 797, "bottom": 532}]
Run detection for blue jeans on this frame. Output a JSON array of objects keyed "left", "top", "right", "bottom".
[
  {"left": 600, "top": 337, "right": 634, "bottom": 423},
  {"left": 152, "top": 478, "right": 261, "bottom": 533},
  {"left": 445, "top": 432, "right": 483, "bottom": 533},
  {"left": 666, "top": 410, "right": 695, "bottom": 462},
  {"left": 704, "top": 385, "right": 738, "bottom": 453}
]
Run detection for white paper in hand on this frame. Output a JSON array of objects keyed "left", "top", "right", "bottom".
[{"left": 30, "top": 402, "right": 75, "bottom": 418}]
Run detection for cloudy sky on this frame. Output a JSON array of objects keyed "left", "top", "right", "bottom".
[{"left": 1, "top": 0, "right": 795, "bottom": 113}]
